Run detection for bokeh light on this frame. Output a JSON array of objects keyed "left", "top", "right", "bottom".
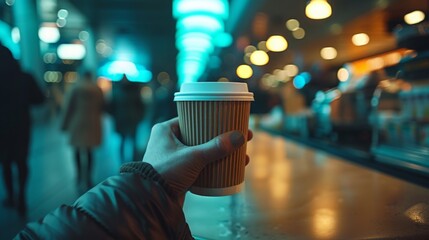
[
  {"left": 78, "top": 31, "right": 89, "bottom": 41},
  {"left": 250, "top": 50, "right": 269, "bottom": 66},
  {"left": 286, "top": 19, "right": 300, "bottom": 31},
  {"left": 57, "top": 44, "right": 86, "bottom": 60},
  {"left": 320, "top": 47, "right": 337, "bottom": 60},
  {"left": 352, "top": 33, "right": 369, "bottom": 46},
  {"left": 404, "top": 10, "right": 425, "bottom": 25},
  {"left": 337, "top": 67, "right": 349, "bottom": 82},
  {"left": 305, "top": 0, "right": 332, "bottom": 20},
  {"left": 266, "top": 35, "right": 288, "bottom": 52},
  {"left": 284, "top": 64, "right": 299, "bottom": 77},
  {"left": 236, "top": 64, "right": 253, "bottom": 79},
  {"left": 57, "top": 9, "right": 69, "bottom": 19},
  {"left": 292, "top": 28, "right": 305, "bottom": 39},
  {"left": 38, "top": 25, "right": 60, "bottom": 43}
]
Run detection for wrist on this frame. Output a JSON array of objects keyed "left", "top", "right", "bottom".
[{"left": 119, "top": 162, "right": 177, "bottom": 198}]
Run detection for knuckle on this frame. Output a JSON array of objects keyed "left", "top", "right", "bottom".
[
  {"left": 214, "top": 135, "right": 230, "bottom": 154},
  {"left": 152, "top": 122, "right": 165, "bottom": 131},
  {"left": 151, "top": 122, "right": 164, "bottom": 134}
]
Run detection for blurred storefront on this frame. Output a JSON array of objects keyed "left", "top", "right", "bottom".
[
  {"left": 255, "top": 1, "right": 429, "bottom": 179},
  {"left": 371, "top": 22, "right": 429, "bottom": 176}
]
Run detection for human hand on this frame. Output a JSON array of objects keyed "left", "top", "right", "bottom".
[{"left": 143, "top": 117, "right": 253, "bottom": 203}]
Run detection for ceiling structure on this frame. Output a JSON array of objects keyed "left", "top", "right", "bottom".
[
  {"left": 58, "top": 0, "right": 428, "bottom": 87},
  {"left": 63, "top": 0, "right": 177, "bottom": 78},
  {"left": 254, "top": 0, "right": 427, "bottom": 69}
]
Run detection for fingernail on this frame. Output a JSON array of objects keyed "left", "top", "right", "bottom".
[{"left": 230, "top": 131, "right": 245, "bottom": 148}]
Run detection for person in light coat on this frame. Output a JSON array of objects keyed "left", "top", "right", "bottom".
[{"left": 61, "top": 71, "right": 104, "bottom": 189}]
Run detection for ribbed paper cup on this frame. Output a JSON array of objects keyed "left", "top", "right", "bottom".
[{"left": 174, "top": 82, "right": 254, "bottom": 196}]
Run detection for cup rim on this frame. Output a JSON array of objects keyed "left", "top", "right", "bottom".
[{"left": 174, "top": 82, "right": 254, "bottom": 101}]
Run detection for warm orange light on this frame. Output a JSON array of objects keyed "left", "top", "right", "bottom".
[
  {"left": 286, "top": 19, "right": 300, "bottom": 31},
  {"left": 257, "top": 41, "right": 268, "bottom": 52},
  {"left": 292, "top": 28, "right": 305, "bottom": 39},
  {"left": 352, "top": 33, "right": 369, "bottom": 46},
  {"left": 250, "top": 50, "right": 269, "bottom": 66},
  {"left": 236, "top": 64, "right": 253, "bottom": 79},
  {"left": 266, "top": 35, "right": 288, "bottom": 52},
  {"left": 404, "top": 10, "right": 425, "bottom": 25},
  {"left": 337, "top": 68, "right": 349, "bottom": 82},
  {"left": 284, "top": 64, "right": 299, "bottom": 77},
  {"left": 320, "top": 47, "right": 337, "bottom": 60},
  {"left": 348, "top": 49, "right": 409, "bottom": 75},
  {"left": 305, "top": 0, "right": 332, "bottom": 20},
  {"left": 244, "top": 45, "right": 257, "bottom": 53},
  {"left": 97, "top": 77, "right": 112, "bottom": 93}
]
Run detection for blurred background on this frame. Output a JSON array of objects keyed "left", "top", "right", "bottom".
[{"left": 1, "top": 0, "right": 429, "bottom": 238}]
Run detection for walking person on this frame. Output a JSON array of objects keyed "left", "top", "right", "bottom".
[
  {"left": 107, "top": 74, "right": 145, "bottom": 163},
  {"left": 0, "top": 44, "right": 45, "bottom": 217},
  {"left": 61, "top": 71, "right": 104, "bottom": 190}
]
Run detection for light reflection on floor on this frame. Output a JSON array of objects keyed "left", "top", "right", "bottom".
[{"left": 184, "top": 131, "right": 429, "bottom": 239}]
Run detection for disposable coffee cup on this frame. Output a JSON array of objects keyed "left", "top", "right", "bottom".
[{"left": 174, "top": 82, "right": 254, "bottom": 196}]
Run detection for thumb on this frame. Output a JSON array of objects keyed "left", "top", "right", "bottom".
[{"left": 192, "top": 131, "right": 245, "bottom": 164}]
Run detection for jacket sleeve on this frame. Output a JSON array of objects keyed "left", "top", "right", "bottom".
[{"left": 15, "top": 162, "right": 194, "bottom": 240}]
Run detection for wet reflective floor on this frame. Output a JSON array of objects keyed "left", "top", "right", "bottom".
[
  {"left": 184, "top": 131, "right": 429, "bottom": 239},
  {"left": 1, "top": 115, "right": 429, "bottom": 239}
]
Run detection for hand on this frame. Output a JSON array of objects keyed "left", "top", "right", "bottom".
[{"left": 143, "top": 117, "right": 253, "bottom": 203}]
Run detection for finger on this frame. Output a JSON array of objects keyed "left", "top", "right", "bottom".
[
  {"left": 192, "top": 131, "right": 245, "bottom": 164},
  {"left": 162, "top": 117, "right": 179, "bottom": 131},
  {"left": 247, "top": 130, "right": 253, "bottom": 141},
  {"left": 178, "top": 194, "right": 185, "bottom": 207},
  {"left": 166, "top": 117, "right": 181, "bottom": 137},
  {"left": 153, "top": 117, "right": 181, "bottom": 138},
  {"left": 245, "top": 155, "right": 250, "bottom": 166},
  {"left": 151, "top": 117, "right": 178, "bottom": 134},
  {"left": 164, "top": 117, "right": 179, "bottom": 124}
]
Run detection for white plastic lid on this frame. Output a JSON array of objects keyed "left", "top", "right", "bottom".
[{"left": 174, "top": 82, "right": 254, "bottom": 101}]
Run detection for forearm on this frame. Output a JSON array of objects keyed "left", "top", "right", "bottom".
[
  {"left": 75, "top": 163, "right": 192, "bottom": 239},
  {"left": 16, "top": 162, "right": 193, "bottom": 240}
]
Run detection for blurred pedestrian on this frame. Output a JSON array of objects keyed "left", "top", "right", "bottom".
[
  {"left": 0, "top": 44, "right": 45, "bottom": 217},
  {"left": 107, "top": 74, "right": 145, "bottom": 163},
  {"left": 61, "top": 71, "right": 104, "bottom": 189},
  {"left": 151, "top": 75, "right": 177, "bottom": 126}
]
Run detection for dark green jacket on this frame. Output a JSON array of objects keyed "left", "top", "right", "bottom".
[{"left": 15, "top": 162, "right": 194, "bottom": 240}]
